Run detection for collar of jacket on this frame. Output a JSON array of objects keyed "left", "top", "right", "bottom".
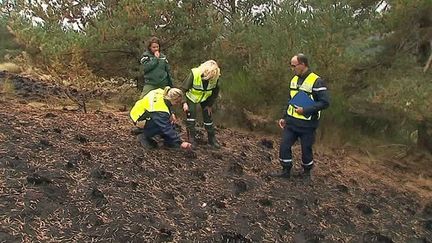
[
  {"left": 164, "top": 99, "right": 173, "bottom": 109},
  {"left": 298, "top": 70, "right": 312, "bottom": 79}
]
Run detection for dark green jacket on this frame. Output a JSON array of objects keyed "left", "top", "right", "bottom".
[{"left": 140, "top": 51, "right": 173, "bottom": 88}]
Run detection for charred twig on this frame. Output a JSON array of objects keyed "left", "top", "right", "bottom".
[{"left": 65, "top": 87, "right": 87, "bottom": 113}]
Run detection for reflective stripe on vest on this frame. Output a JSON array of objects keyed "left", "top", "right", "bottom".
[
  {"left": 130, "top": 88, "right": 170, "bottom": 122},
  {"left": 286, "top": 72, "right": 320, "bottom": 121},
  {"left": 186, "top": 68, "right": 218, "bottom": 103}
]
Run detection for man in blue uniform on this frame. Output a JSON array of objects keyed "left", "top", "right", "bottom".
[{"left": 275, "top": 54, "right": 330, "bottom": 180}]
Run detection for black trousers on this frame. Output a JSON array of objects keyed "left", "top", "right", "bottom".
[
  {"left": 186, "top": 99, "right": 214, "bottom": 133},
  {"left": 279, "top": 125, "right": 316, "bottom": 170}
]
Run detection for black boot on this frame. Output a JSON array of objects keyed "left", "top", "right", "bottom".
[
  {"left": 186, "top": 120, "right": 197, "bottom": 146},
  {"left": 131, "top": 127, "right": 144, "bottom": 136},
  {"left": 207, "top": 131, "right": 221, "bottom": 149},
  {"left": 187, "top": 129, "right": 197, "bottom": 146},
  {"left": 272, "top": 165, "right": 291, "bottom": 179},
  {"left": 302, "top": 169, "right": 312, "bottom": 181},
  {"left": 137, "top": 134, "right": 157, "bottom": 149}
]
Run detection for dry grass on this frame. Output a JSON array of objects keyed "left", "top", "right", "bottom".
[
  {"left": 1, "top": 78, "right": 16, "bottom": 95},
  {"left": 0, "top": 132, "right": 5, "bottom": 143},
  {"left": 0, "top": 62, "right": 21, "bottom": 73}
]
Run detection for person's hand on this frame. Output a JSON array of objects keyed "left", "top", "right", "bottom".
[
  {"left": 278, "top": 119, "right": 286, "bottom": 129},
  {"left": 180, "top": 142, "right": 192, "bottom": 150},
  {"left": 170, "top": 114, "right": 177, "bottom": 124},
  {"left": 295, "top": 106, "right": 304, "bottom": 115},
  {"left": 154, "top": 50, "right": 160, "bottom": 58},
  {"left": 205, "top": 106, "right": 213, "bottom": 116},
  {"left": 183, "top": 103, "right": 189, "bottom": 113}
]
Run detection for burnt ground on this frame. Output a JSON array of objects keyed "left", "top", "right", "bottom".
[{"left": 0, "top": 71, "right": 432, "bottom": 242}]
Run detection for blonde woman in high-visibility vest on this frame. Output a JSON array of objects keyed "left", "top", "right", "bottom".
[
  {"left": 130, "top": 87, "right": 191, "bottom": 150},
  {"left": 274, "top": 54, "right": 330, "bottom": 181},
  {"left": 181, "top": 60, "right": 221, "bottom": 149}
]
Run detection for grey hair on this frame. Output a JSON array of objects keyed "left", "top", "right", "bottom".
[{"left": 296, "top": 53, "right": 309, "bottom": 67}]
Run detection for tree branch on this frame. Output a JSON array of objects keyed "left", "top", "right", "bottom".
[
  {"left": 423, "top": 40, "right": 432, "bottom": 73},
  {"left": 62, "top": 49, "right": 136, "bottom": 57},
  {"left": 65, "top": 87, "right": 87, "bottom": 113}
]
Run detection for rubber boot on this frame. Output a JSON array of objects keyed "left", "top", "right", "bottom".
[
  {"left": 137, "top": 134, "right": 157, "bottom": 149},
  {"left": 185, "top": 120, "right": 197, "bottom": 146},
  {"left": 272, "top": 164, "right": 292, "bottom": 179},
  {"left": 302, "top": 168, "right": 312, "bottom": 182},
  {"left": 207, "top": 131, "right": 221, "bottom": 149},
  {"left": 131, "top": 127, "right": 144, "bottom": 136}
]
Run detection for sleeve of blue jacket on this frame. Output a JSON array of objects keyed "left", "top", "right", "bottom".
[
  {"left": 302, "top": 78, "right": 330, "bottom": 116},
  {"left": 282, "top": 94, "right": 292, "bottom": 119}
]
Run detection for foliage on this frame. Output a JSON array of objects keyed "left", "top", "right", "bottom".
[
  {"left": 344, "top": 0, "right": 432, "bottom": 149},
  {"left": 0, "top": 16, "right": 22, "bottom": 61},
  {"left": 0, "top": 77, "right": 15, "bottom": 95},
  {"left": 213, "top": 0, "right": 375, "bottom": 121},
  {"left": 2, "top": 0, "right": 432, "bottom": 150}
]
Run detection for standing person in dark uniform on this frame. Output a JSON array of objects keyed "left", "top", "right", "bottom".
[
  {"left": 139, "top": 37, "right": 173, "bottom": 97},
  {"left": 274, "top": 53, "right": 330, "bottom": 180},
  {"left": 181, "top": 60, "right": 221, "bottom": 149}
]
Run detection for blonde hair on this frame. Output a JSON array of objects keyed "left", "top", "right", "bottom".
[
  {"left": 163, "top": 86, "right": 183, "bottom": 102},
  {"left": 197, "top": 60, "right": 220, "bottom": 81}
]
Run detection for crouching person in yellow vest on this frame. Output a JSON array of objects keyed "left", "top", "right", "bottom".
[
  {"left": 181, "top": 60, "right": 221, "bottom": 149},
  {"left": 130, "top": 87, "right": 192, "bottom": 150}
]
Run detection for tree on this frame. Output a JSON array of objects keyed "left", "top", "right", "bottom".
[
  {"left": 346, "top": 0, "right": 432, "bottom": 151},
  {"left": 0, "top": 16, "right": 22, "bottom": 61},
  {"left": 211, "top": 0, "right": 275, "bottom": 27}
]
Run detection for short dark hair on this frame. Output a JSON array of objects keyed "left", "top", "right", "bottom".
[
  {"left": 147, "top": 37, "right": 160, "bottom": 51},
  {"left": 296, "top": 53, "right": 309, "bottom": 67}
]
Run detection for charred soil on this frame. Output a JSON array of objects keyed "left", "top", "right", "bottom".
[{"left": 1, "top": 71, "right": 431, "bottom": 242}]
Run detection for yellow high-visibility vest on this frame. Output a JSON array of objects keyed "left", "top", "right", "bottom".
[
  {"left": 130, "top": 88, "right": 170, "bottom": 123},
  {"left": 286, "top": 72, "right": 320, "bottom": 120},
  {"left": 186, "top": 68, "right": 218, "bottom": 103}
]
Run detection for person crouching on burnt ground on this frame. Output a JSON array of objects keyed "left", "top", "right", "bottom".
[
  {"left": 130, "top": 86, "right": 192, "bottom": 150},
  {"left": 181, "top": 60, "right": 221, "bottom": 149}
]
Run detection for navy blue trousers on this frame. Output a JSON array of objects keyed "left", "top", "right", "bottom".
[
  {"left": 279, "top": 125, "right": 316, "bottom": 170},
  {"left": 143, "top": 112, "right": 181, "bottom": 147}
]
